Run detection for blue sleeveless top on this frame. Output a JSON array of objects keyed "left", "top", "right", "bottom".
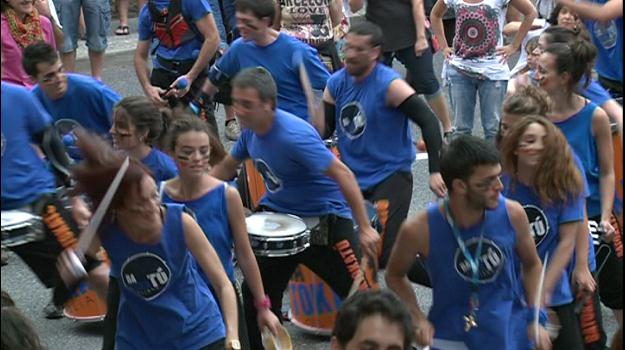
[
  {"left": 100, "top": 203, "right": 225, "bottom": 349},
  {"left": 327, "top": 64, "right": 415, "bottom": 190},
  {"left": 162, "top": 183, "right": 235, "bottom": 281},
  {"left": 554, "top": 102, "right": 602, "bottom": 218},
  {"left": 426, "top": 195, "right": 525, "bottom": 349}
]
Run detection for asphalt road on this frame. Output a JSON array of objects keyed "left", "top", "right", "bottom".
[{"left": 2, "top": 46, "right": 619, "bottom": 349}]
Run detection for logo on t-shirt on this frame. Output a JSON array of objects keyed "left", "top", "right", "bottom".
[
  {"left": 339, "top": 102, "right": 366, "bottom": 139},
  {"left": 255, "top": 159, "right": 283, "bottom": 193},
  {"left": 121, "top": 252, "right": 172, "bottom": 301},
  {"left": 454, "top": 238, "right": 505, "bottom": 283},
  {"left": 523, "top": 205, "right": 550, "bottom": 246}
]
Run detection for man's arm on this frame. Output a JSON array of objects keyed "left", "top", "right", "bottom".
[
  {"left": 412, "top": 0, "right": 430, "bottom": 56},
  {"left": 556, "top": 0, "right": 623, "bottom": 21},
  {"left": 385, "top": 212, "right": 434, "bottom": 346},
  {"left": 169, "top": 13, "right": 220, "bottom": 93},
  {"left": 348, "top": 0, "right": 365, "bottom": 13},
  {"left": 325, "top": 158, "right": 380, "bottom": 259},
  {"left": 134, "top": 40, "right": 166, "bottom": 106},
  {"left": 210, "top": 155, "right": 242, "bottom": 181},
  {"left": 330, "top": 0, "right": 343, "bottom": 28}
]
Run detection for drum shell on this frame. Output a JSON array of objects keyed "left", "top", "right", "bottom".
[{"left": 1, "top": 211, "right": 44, "bottom": 248}]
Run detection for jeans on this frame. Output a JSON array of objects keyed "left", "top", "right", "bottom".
[
  {"left": 53, "top": 0, "right": 110, "bottom": 53},
  {"left": 446, "top": 65, "right": 507, "bottom": 143}
]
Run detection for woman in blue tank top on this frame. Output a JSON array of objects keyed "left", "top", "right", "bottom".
[
  {"left": 63, "top": 131, "right": 239, "bottom": 350},
  {"left": 160, "top": 116, "right": 281, "bottom": 344},
  {"left": 501, "top": 115, "right": 586, "bottom": 349}
]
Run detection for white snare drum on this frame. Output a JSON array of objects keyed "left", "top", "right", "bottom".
[
  {"left": 246, "top": 212, "right": 310, "bottom": 257},
  {"left": 1, "top": 210, "right": 44, "bottom": 248}
]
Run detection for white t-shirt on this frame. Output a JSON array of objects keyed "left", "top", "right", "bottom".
[{"left": 444, "top": 0, "right": 511, "bottom": 80}]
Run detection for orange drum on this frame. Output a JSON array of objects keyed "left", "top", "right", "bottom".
[
  {"left": 244, "top": 159, "right": 266, "bottom": 210},
  {"left": 612, "top": 123, "right": 623, "bottom": 228},
  {"left": 288, "top": 265, "right": 341, "bottom": 336},
  {"left": 63, "top": 250, "right": 109, "bottom": 322}
]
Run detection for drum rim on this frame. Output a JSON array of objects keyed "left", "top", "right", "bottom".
[
  {"left": 248, "top": 230, "right": 310, "bottom": 242},
  {"left": 1, "top": 210, "right": 40, "bottom": 227},
  {"left": 253, "top": 243, "right": 310, "bottom": 257}
]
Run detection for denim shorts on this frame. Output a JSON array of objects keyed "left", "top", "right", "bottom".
[{"left": 53, "top": 0, "right": 110, "bottom": 53}]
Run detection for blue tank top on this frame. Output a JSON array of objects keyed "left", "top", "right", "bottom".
[
  {"left": 425, "top": 195, "right": 525, "bottom": 349},
  {"left": 162, "top": 183, "right": 235, "bottom": 281},
  {"left": 502, "top": 176, "right": 585, "bottom": 306},
  {"left": 554, "top": 102, "right": 602, "bottom": 217},
  {"left": 327, "top": 64, "right": 415, "bottom": 190},
  {"left": 100, "top": 203, "right": 225, "bottom": 349}
]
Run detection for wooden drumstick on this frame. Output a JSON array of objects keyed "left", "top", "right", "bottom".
[
  {"left": 534, "top": 252, "right": 549, "bottom": 346},
  {"left": 293, "top": 50, "right": 322, "bottom": 125}
]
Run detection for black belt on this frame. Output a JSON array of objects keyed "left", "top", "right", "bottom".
[{"left": 155, "top": 55, "right": 196, "bottom": 74}]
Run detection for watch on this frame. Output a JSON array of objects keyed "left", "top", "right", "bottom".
[{"left": 227, "top": 339, "right": 241, "bottom": 350}]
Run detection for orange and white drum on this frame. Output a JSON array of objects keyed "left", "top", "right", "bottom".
[
  {"left": 287, "top": 265, "right": 341, "bottom": 336},
  {"left": 63, "top": 249, "right": 109, "bottom": 322}
]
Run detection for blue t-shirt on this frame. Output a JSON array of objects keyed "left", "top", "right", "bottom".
[
  {"left": 553, "top": 102, "right": 602, "bottom": 217},
  {"left": 162, "top": 183, "right": 235, "bottom": 281},
  {"left": 1, "top": 82, "right": 56, "bottom": 209},
  {"left": 425, "top": 195, "right": 526, "bottom": 349},
  {"left": 138, "top": 0, "right": 213, "bottom": 70},
  {"left": 142, "top": 148, "right": 178, "bottom": 182},
  {"left": 100, "top": 203, "right": 225, "bottom": 350},
  {"left": 31, "top": 74, "right": 118, "bottom": 136},
  {"left": 585, "top": 6, "right": 623, "bottom": 83},
  {"left": 580, "top": 78, "right": 613, "bottom": 106},
  {"left": 502, "top": 176, "right": 584, "bottom": 306},
  {"left": 230, "top": 109, "right": 351, "bottom": 218},
  {"left": 327, "top": 64, "right": 415, "bottom": 190},
  {"left": 213, "top": 33, "right": 330, "bottom": 121}
]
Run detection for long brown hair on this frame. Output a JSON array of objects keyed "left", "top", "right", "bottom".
[
  {"left": 501, "top": 115, "right": 583, "bottom": 205},
  {"left": 70, "top": 129, "right": 152, "bottom": 220}
]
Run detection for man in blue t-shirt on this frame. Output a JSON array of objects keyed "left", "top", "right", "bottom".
[
  {"left": 386, "top": 136, "right": 550, "bottom": 350},
  {"left": 211, "top": 67, "right": 379, "bottom": 349},
  {"left": 201, "top": 0, "right": 331, "bottom": 125},
  {"left": 316, "top": 22, "right": 445, "bottom": 284},
  {"left": 22, "top": 43, "right": 118, "bottom": 141},
  {"left": 1, "top": 80, "right": 109, "bottom": 320},
  {"left": 134, "top": 0, "right": 220, "bottom": 132}
]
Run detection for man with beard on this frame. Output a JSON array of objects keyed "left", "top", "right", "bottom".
[
  {"left": 385, "top": 135, "right": 550, "bottom": 350},
  {"left": 312, "top": 21, "right": 444, "bottom": 286}
]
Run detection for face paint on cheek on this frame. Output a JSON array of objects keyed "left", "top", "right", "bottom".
[{"left": 176, "top": 154, "right": 190, "bottom": 168}]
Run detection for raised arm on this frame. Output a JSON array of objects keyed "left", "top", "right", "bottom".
[{"left": 555, "top": 0, "right": 623, "bottom": 22}]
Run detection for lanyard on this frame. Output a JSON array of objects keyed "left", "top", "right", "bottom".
[{"left": 444, "top": 199, "right": 486, "bottom": 311}]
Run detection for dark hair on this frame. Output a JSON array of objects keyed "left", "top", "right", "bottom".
[
  {"left": 542, "top": 24, "right": 591, "bottom": 45},
  {"left": 440, "top": 135, "right": 501, "bottom": 192},
  {"left": 165, "top": 116, "right": 226, "bottom": 166},
  {"left": 1, "top": 290, "right": 15, "bottom": 308},
  {"left": 348, "top": 21, "right": 384, "bottom": 49},
  {"left": 71, "top": 129, "right": 152, "bottom": 219},
  {"left": 232, "top": 67, "right": 277, "bottom": 109},
  {"left": 543, "top": 40, "right": 596, "bottom": 89},
  {"left": 22, "top": 41, "right": 58, "bottom": 77},
  {"left": 332, "top": 290, "right": 414, "bottom": 349},
  {"left": 525, "top": 36, "right": 540, "bottom": 55},
  {"left": 503, "top": 85, "right": 551, "bottom": 116},
  {"left": 501, "top": 115, "right": 583, "bottom": 205},
  {"left": 113, "top": 96, "right": 170, "bottom": 147},
  {"left": 1, "top": 307, "right": 44, "bottom": 350},
  {"left": 235, "top": 0, "right": 275, "bottom": 26}
]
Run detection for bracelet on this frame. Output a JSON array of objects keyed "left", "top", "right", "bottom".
[
  {"left": 527, "top": 307, "right": 548, "bottom": 326},
  {"left": 254, "top": 295, "right": 271, "bottom": 310}
]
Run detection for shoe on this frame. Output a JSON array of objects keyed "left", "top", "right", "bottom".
[
  {"left": 224, "top": 119, "right": 241, "bottom": 141},
  {"left": 44, "top": 299, "right": 64, "bottom": 319},
  {"left": 115, "top": 25, "right": 130, "bottom": 36},
  {"left": 1, "top": 249, "right": 8, "bottom": 266},
  {"left": 443, "top": 128, "right": 455, "bottom": 144}
]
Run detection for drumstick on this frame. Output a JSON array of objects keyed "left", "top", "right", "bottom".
[
  {"left": 293, "top": 50, "right": 320, "bottom": 123},
  {"left": 534, "top": 252, "right": 549, "bottom": 346},
  {"left": 76, "top": 156, "right": 130, "bottom": 257}
]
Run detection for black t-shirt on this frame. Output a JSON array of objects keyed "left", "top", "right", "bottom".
[{"left": 366, "top": 0, "right": 416, "bottom": 52}]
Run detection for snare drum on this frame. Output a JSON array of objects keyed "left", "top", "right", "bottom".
[
  {"left": 1, "top": 210, "right": 44, "bottom": 248},
  {"left": 63, "top": 249, "right": 109, "bottom": 322},
  {"left": 246, "top": 212, "right": 310, "bottom": 257}
]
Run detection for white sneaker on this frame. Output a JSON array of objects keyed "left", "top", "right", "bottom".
[{"left": 224, "top": 119, "right": 241, "bottom": 141}]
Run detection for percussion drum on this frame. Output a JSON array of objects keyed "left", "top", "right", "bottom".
[
  {"left": 63, "top": 249, "right": 109, "bottom": 322},
  {"left": 246, "top": 212, "right": 310, "bottom": 257},
  {"left": 1, "top": 210, "right": 44, "bottom": 248}
]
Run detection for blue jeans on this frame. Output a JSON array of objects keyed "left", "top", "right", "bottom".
[
  {"left": 446, "top": 65, "right": 507, "bottom": 143},
  {"left": 53, "top": 0, "right": 110, "bottom": 53}
]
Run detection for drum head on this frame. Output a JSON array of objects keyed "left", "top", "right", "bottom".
[
  {"left": 246, "top": 212, "right": 307, "bottom": 238},
  {"left": 1, "top": 210, "right": 36, "bottom": 229}
]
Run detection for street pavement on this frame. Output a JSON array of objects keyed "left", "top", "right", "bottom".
[{"left": 2, "top": 19, "right": 619, "bottom": 350}]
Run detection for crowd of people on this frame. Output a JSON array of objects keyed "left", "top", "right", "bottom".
[{"left": 1, "top": 0, "right": 623, "bottom": 349}]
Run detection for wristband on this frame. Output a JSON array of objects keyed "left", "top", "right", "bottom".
[
  {"left": 254, "top": 295, "right": 271, "bottom": 310},
  {"left": 527, "top": 307, "right": 548, "bottom": 326}
]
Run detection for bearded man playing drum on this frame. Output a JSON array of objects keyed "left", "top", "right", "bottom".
[
  {"left": 1, "top": 79, "right": 109, "bottom": 319},
  {"left": 211, "top": 67, "right": 379, "bottom": 349}
]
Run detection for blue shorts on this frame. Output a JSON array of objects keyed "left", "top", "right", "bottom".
[{"left": 53, "top": 0, "right": 110, "bottom": 53}]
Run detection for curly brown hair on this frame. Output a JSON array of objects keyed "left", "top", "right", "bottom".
[
  {"left": 70, "top": 129, "right": 152, "bottom": 219},
  {"left": 501, "top": 115, "right": 583, "bottom": 205}
]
